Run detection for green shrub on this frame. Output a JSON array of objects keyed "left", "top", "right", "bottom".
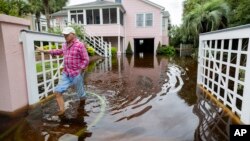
[
  {"left": 36, "top": 62, "right": 58, "bottom": 73},
  {"left": 43, "top": 44, "right": 60, "bottom": 50},
  {"left": 70, "top": 24, "right": 85, "bottom": 40},
  {"left": 111, "top": 47, "right": 117, "bottom": 56},
  {"left": 126, "top": 41, "right": 133, "bottom": 54},
  {"left": 87, "top": 45, "right": 95, "bottom": 56},
  {"left": 157, "top": 45, "right": 176, "bottom": 56},
  {"left": 48, "top": 26, "right": 62, "bottom": 35},
  {"left": 48, "top": 24, "right": 85, "bottom": 41}
]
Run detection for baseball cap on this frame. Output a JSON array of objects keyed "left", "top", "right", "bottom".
[{"left": 62, "top": 27, "right": 76, "bottom": 34}]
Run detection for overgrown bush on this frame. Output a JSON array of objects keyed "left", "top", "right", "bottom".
[
  {"left": 43, "top": 44, "right": 61, "bottom": 50},
  {"left": 49, "top": 24, "right": 85, "bottom": 40},
  {"left": 157, "top": 45, "right": 176, "bottom": 56},
  {"left": 69, "top": 24, "right": 85, "bottom": 40},
  {"left": 111, "top": 47, "right": 117, "bottom": 56},
  {"left": 126, "top": 41, "right": 133, "bottom": 54},
  {"left": 87, "top": 45, "right": 95, "bottom": 56}
]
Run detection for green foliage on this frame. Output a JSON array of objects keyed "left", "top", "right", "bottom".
[
  {"left": 227, "top": 0, "right": 250, "bottom": 26},
  {"left": 126, "top": 41, "right": 133, "bottom": 54},
  {"left": 0, "top": 0, "right": 31, "bottom": 17},
  {"left": 43, "top": 44, "right": 60, "bottom": 50},
  {"left": 69, "top": 24, "right": 85, "bottom": 40},
  {"left": 86, "top": 61, "right": 96, "bottom": 72},
  {"left": 48, "top": 26, "right": 62, "bottom": 35},
  {"left": 111, "top": 47, "right": 117, "bottom": 56},
  {"left": 182, "top": 0, "right": 230, "bottom": 47},
  {"left": 157, "top": 45, "right": 176, "bottom": 56},
  {"left": 86, "top": 45, "right": 95, "bottom": 56},
  {"left": 48, "top": 24, "right": 85, "bottom": 40},
  {"left": 36, "top": 62, "right": 58, "bottom": 73}
]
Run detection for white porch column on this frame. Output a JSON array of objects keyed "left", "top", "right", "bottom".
[
  {"left": 100, "top": 8, "right": 103, "bottom": 25},
  {"left": 83, "top": 9, "right": 87, "bottom": 25},
  {"left": 117, "top": 7, "right": 120, "bottom": 25},
  {"left": 67, "top": 10, "right": 70, "bottom": 25},
  {"left": 117, "top": 36, "right": 121, "bottom": 55}
]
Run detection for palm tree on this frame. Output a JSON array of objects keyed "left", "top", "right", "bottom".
[{"left": 182, "top": 0, "right": 230, "bottom": 46}]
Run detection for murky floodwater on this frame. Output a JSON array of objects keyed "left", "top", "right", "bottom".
[{"left": 0, "top": 54, "right": 234, "bottom": 141}]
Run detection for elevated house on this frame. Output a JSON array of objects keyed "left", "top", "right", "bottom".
[{"left": 51, "top": 0, "right": 170, "bottom": 55}]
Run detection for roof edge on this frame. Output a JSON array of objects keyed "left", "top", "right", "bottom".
[{"left": 141, "top": 0, "right": 165, "bottom": 10}]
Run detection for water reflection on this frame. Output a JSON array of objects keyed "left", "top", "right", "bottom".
[
  {"left": 1, "top": 54, "right": 202, "bottom": 141},
  {"left": 85, "top": 55, "right": 199, "bottom": 141},
  {"left": 193, "top": 86, "right": 234, "bottom": 141}
]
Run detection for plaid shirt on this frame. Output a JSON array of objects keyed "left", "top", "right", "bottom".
[{"left": 49, "top": 39, "right": 89, "bottom": 77}]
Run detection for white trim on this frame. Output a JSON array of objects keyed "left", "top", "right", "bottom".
[{"left": 140, "top": 0, "right": 164, "bottom": 10}]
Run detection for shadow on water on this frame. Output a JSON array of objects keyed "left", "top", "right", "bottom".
[{"left": 0, "top": 54, "right": 235, "bottom": 141}]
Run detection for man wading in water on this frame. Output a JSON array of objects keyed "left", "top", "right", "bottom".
[{"left": 36, "top": 27, "right": 89, "bottom": 116}]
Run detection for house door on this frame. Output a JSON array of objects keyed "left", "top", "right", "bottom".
[{"left": 134, "top": 38, "right": 154, "bottom": 54}]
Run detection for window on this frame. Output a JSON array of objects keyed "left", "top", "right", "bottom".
[
  {"left": 70, "top": 10, "right": 84, "bottom": 24},
  {"left": 103, "top": 9, "right": 109, "bottom": 24},
  {"left": 110, "top": 8, "right": 117, "bottom": 24},
  {"left": 86, "top": 9, "right": 100, "bottom": 24},
  {"left": 145, "top": 13, "right": 152, "bottom": 26},
  {"left": 136, "top": 14, "right": 144, "bottom": 27},
  {"left": 136, "top": 13, "right": 153, "bottom": 27},
  {"left": 102, "top": 8, "right": 117, "bottom": 24}
]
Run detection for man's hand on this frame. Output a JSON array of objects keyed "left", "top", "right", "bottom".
[{"left": 35, "top": 46, "right": 48, "bottom": 53}]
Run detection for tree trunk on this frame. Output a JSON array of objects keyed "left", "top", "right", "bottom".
[
  {"left": 43, "top": 0, "right": 51, "bottom": 31},
  {"left": 35, "top": 13, "right": 41, "bottom": 31}
]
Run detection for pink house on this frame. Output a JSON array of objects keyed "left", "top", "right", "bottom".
[{"left": 52, "top": 0, "right": 169, "bottom": 55}]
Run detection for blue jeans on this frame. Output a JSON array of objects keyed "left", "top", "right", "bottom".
[{"left": 55, "top": 72, "right": 86, "bottom": 98}]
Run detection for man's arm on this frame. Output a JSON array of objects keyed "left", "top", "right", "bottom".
[
  {"left": 79, "top": 43, "right": 89, "bottom": 70},
  {"left": 36, "top": 46, "right": 63, "bottom": 55},
  {"left": 36, "top": 46, "right": 50, "bottom": 53}
]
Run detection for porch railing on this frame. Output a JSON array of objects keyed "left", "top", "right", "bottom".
[
  {"left": 197, "top": 24, "right": 250, "bottom": 124},
  {"left": 84, "top": 32, "right": 112, "bottom": 57}
]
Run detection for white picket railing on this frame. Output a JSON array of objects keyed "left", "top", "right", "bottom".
[{"left": 197, "top": 24, "right": 250, "bottom": 124}]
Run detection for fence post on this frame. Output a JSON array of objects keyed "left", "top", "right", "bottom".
[
  {"left": 0, "top": 14, "right": 30, "bottom": 112},
  {"left": 241, "top": 41, "right": 250, "bottom": 124},
  {"left": 20, "top": 31, "right": 40, "bottom": 105}
]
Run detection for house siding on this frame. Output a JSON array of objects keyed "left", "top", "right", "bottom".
[
  {"left": 85, "top": 24, "right": 124, "bottom": 36},
  {"left": 53, "top": 0, "right": 169, "bottom": 54},
  {"left": 123, "top": 0, "right": 165, "bottom": 54}
]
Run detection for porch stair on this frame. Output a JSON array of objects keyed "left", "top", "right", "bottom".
[{"left": 84, "top": 33, "right": 111, "bottom": 57}]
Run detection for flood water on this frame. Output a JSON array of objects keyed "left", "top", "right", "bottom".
[{"left": 0, "top": 54, "right": 234, "bottom": 141}]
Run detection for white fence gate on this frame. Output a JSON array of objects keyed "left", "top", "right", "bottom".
[
  {"left": 20, "top": 30, "right": 65, "bottom": 105},
  {"left": 197, "top": 24, "right": 250, "bottom": 124}
]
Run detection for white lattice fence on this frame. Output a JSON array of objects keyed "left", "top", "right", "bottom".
[
  {"left": 197, "top": 24, "right": 250, "bottom": 124},
  {"left": 20, "top": 30, "right": 65, "bottom": 105}
]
